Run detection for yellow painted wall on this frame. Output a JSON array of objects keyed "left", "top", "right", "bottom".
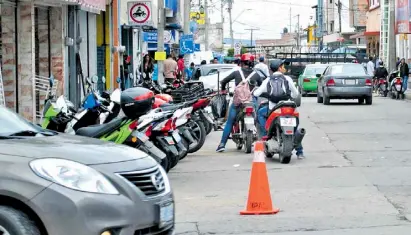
[{"left": 96, "top": 7, "right": 112, "bottom": 90}]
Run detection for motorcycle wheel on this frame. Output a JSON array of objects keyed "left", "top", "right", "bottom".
[
  {"left": 187, "top": 120, "right": 206, "bottom": 153},
  {"left": 383, "top": 90, "right": 388, "bottom": 97},
  {"left": 279, "top": 134, "right": 293, "bottom": 164},
  {"left": 161, "top": 158, "right": 170, "bottom": 172},
  {"left": 179, "top": 138, "right": 189, "bottom": 160},
  {"left": 244, "top": 131, "right": 253, "bottom": 154}
]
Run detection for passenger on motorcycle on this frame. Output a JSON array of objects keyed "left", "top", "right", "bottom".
[
  {"left": 375, "top": 61, "right": 388, "bottom": 85},
  {"left": 216, "top": 54, "right": 262, "bottom": 152},
  {"left": 253, "top": 59, "right": 305, "bottom": 159}
]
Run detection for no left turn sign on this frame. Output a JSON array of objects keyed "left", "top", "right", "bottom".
[{"left": 128, "top": 1, "right": 153, "bottom": 26}]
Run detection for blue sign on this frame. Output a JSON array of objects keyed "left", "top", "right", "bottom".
[
  {"left": 143, "top": 31, "right": 175, "bottom": 43},
  {"left": 194, "top": 44, "right": 200, "bottom": 52},
  {"left": 180, "top": 34, "right": 194, "bottom": 54}
]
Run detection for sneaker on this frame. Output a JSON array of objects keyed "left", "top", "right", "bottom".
[
  {"left": 297, "top": 153, "right": 305, "bottom": 159},
  {"left": 216, "top": 145, "right": 225, "bottom": 153}
]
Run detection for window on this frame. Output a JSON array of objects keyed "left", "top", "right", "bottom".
[
  {"left": 304, "top": 66, "right": 328, "bottom": 76},
  {"left": 369, "top": 0, "right": 380, "bottom": 10},
  {"left": 330, "top": 64, "right": 367, "bottom": 76},
  {"left": 330, "top": 21, "right": 334, "bottom": 33}
]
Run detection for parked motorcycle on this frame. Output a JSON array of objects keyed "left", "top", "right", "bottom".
[{"left": 262, "top": 100, "right": 306, "bottom": 164}]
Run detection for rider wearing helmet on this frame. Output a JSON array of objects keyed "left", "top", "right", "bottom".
[
  {"left": 216, "top": 53, "right": 262, "bottom": 152},
  {"left": 253, "top": 59, "right": 305, "bottom": 159}
]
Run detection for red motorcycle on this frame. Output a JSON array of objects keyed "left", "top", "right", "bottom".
[{"left": 262, "top": 100, "right": 306, "bottom": 164}]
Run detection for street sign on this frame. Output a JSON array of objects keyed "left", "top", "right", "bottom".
[
  {"left": 234, "top": 48, "right": 241, "bottom": 56},
  {"left": 180, "top": 34, "right": 194, "bottom": 55},
  {"left": 128, "top": 1, "right": 153, "bottom": 26},
  {"left": 234, "top": 42, "right": 242, "bottom": 50}
]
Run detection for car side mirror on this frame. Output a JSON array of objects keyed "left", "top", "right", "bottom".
[{"left": 316, "top": 74, "right": 321, "bottom": 78}]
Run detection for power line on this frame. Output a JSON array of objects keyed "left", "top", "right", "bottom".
[{"left": 242, "top": 0, "right": 366, "bottom": 12}]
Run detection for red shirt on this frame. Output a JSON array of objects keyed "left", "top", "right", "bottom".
[{"left": 177, "top": 59, "right": 185, "bottom": 73}]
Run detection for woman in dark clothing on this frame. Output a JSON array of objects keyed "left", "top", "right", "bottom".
[
  {"left": 399, "top": 58, "right": 409, "bottom": 91},
  {"left": 140, "top": 54, "right": 154, "bottom": 81}
]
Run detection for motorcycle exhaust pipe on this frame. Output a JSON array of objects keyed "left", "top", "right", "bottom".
[{"left": 294, "top": 128, "right": 306, "bottom": 147}]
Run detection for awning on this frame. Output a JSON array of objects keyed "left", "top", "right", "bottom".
[
  {"left": 350, "top": 32, "right": 365, "bottom": 39},
  {"left": 364, "top": 31, "right": 379, "bottom": 36},
  {"left": 78, "top": 0, "right": 106, "bottom": 13}
]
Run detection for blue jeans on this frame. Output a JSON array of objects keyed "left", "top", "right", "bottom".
[
  {"left": 220, "top": 103, "right": 238, "bottom": 146},
  {"left": 256, "top": 105, "right": 303, "bottom": 155},
  {"left": 403, "top": 76, "right": 408, "bottom": 91}
]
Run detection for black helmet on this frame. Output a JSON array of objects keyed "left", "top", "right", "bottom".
[{"left": 270, "top": 59, "right": 289, "bottom": 72}]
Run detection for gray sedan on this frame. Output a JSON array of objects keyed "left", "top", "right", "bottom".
[
  {"left": 0, "top": 105, "right": 174, "bottom": 235},
  {"left": 316, "top": 63, "right": 373, "bottom": 105}
]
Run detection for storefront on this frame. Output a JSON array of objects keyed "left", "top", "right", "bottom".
[
  {"left": 0, "top": 0, "right": 67, "bottom": 121},
  {"left": 66, "top": 0, "right": 106, "bottom": 108}
]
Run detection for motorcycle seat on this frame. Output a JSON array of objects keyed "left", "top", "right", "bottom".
[
  {"left": 76, "top": 117, "right": 126, "bottom": 138},
  {"left": 159, "top": 103, "right": 185, "bottom": 111}
]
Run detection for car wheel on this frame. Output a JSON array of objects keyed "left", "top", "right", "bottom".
[
  {"left": 317, "top": 89, "right": 323, "bottom": 103},
  {"left": 365, "top": 96, "right": 372, "bottom": 105},
  {"left": 358, "top": 98, "right": 364, "bottom": 104},
  {"left": 323, "top": 94, "right": 330, "bottom": 105},
  {"left": 0, "top": 206, "right": 40, "bottom": 235}
]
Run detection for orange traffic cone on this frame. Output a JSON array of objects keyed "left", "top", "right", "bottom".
[{"left": 240, "top": 141, "right": 280, "bottom": 215}]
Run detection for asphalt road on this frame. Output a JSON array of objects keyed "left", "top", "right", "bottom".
[{"left": 170, "top": 96, "right": 411, "bottom": 235}]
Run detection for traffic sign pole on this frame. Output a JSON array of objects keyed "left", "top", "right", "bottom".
[{"left": 157, "top": 0, "right": 165, "bottom": 84}]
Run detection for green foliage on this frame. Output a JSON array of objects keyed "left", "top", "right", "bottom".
[{"left": 227, "top": 47, "right": 248, "bottom": 57}]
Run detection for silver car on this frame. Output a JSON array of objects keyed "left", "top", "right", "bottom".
[
  {"left": 316, "top": 63, "right": 373, "bottom": 105},
  {"left": 0, "top": 105, "right": 174, "bottom": 235}
]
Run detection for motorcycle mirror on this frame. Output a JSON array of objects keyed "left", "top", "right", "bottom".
[
  {"left": 91, "top": 75, "right": 98, "bottom": 84},
  {"left": 101, "top": 91, "right": 110, "bottom": 99}
]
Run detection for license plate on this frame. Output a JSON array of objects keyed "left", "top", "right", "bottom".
[
  {"left": 395, "top": 85, "right": 402, "bottom": 91},
  {"left": 133, "top": 131, "right": 149, "bottom": 142},
  {"left": 164, "top": 136, "right": 175, "bottom": 145},
  {"left": 345, "top": 79, "right": 356, "bottom": 85},
  {"left": 159, "top": 201, "right": 174, "bottom": 228},
  {"left": 244, "top": 117, "right": 254, "bottom": 125},
  {"left": 280, "top": 118, "right": 297, "bottom": 127},
  {"left": 172, "top": 130, "right": 182, "bottom": 143}
]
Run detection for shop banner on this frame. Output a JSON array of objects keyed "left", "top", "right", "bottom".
[
  {"left": 396, "top": 0, "right": 409, "bottom": 33},
  {"left": 78, "top": 0, "right": 106, "bottom": 12}
]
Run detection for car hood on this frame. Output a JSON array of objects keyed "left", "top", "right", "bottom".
[{"left": 0, "top": 134, "right": 149, "bottom": 165}]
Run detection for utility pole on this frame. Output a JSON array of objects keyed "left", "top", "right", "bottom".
[
  {"left": 228, "top": 0, "right": 234, "bottom": 48},
  {"left": 337, "top": 0, "right": 342, "bottom": 33},
  {"left": 204, "top": 0, "right": 209, "bottom": 51},
  {"left": 296, "top": 14, "right": 300, "bottom": 52},
  {"left": 183, "top": 0, "right": 190, "bottom": 34},
  {"left": 388, "top": 0, "right": 396, "bottom": 72},
  {"left": 245, "top": 28, "right": 259, "bottom": 47},
  {"left": 221, "top": 0, "right": 225, "bottom": 50},
  {"left": 289, "top": 7, "right": 291, "bottom": 33},
  {"left": 157, "top": 0, "right": 165, "bottom": 84}
]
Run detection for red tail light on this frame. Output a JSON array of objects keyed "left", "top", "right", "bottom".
[
  {"left": 379, "top": 79, "right": 386, "bottom": 84},
  {"left": 129, "top": 120, "right": 138, "bottom": 130},
  {"left": 395, "top": 78, "right": 402, "bottom": 84},
  {"left": 365, "top": 79, "right": 372, "bottom": 86},
  {"left": 161, "top": 119, "right": 174, "bottom": 132},
  {"left": 280, "top": 107, "right": 295, "bottom": 115},
  {"left": 303, "top": 78, "right": 310, "bottom": 82},
  {"left": 326, "top": 79, "right": 335, "bottom": 86},
  {"left": 245, "top": 106, "right": 254, "bottom": 116},
  {"left": 145, "top": 125, "right": 153, "bottom": 137}
]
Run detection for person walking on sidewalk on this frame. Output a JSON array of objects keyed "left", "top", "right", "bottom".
[
  {"left": 399, "top": 58, "right": 409, "bottom": 91},
  {"left": 163, "top": 54, "right": 178, "bottom": 84},
  {"left": 367, "top": 56, "right": 375, "bottom": 77}
]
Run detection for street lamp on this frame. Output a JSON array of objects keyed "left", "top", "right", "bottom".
[{"left": 230, "top": 8, "right": 252, "bottom": 48}]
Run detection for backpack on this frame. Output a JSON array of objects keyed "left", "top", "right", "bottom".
[
  {"left": 233, "top": 70, "right": 256, "bottom": 106},
  {"left": 266, "top": 74, "right": 291, "bottom": 103}
]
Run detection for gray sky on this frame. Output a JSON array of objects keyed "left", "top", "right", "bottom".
[{"left": 208, "top": 0, "right": 318, "bottom": 40}]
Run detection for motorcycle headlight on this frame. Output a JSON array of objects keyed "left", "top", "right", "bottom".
[{"left": 30, "top": 158, "right": 119, "bottom": 195}]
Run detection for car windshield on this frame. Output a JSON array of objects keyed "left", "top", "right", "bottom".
[
  {"left": 330, "top": 64, "right": 367, "bottom": 76},
  {"left": 304, "top": 66, "right": 328, "bottom": 76},
  {"left": 0, "top": 106, "right": 56, "bottom": 138}
]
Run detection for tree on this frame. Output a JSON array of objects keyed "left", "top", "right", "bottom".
[{"left": 227, "top": 47, "right": 247, "bottom": 57}]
